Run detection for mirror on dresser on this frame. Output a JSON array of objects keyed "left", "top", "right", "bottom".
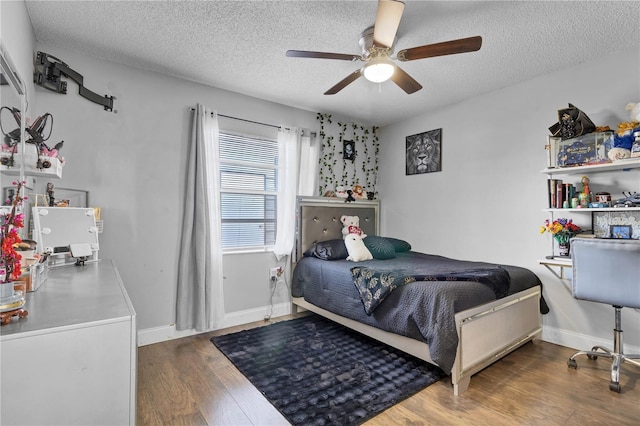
[{"left": 1, "top": 42, "right": 28, "bottom": 209}]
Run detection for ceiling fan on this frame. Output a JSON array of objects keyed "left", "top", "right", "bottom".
[{"left": 286, "top": 0, "right": 482, "bottom": 95}]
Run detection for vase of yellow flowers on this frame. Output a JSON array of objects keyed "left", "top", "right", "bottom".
[{"left": 540, "top": 218, "right": 582, "bottom": 257}]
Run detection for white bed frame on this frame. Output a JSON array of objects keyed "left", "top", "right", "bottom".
[{"left": 292, "top": 197, "right": 542, "bottom": 395}]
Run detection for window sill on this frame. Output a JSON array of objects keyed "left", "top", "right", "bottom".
[{"left": 223, "top": 246, "right": 274, "bottom": 255}]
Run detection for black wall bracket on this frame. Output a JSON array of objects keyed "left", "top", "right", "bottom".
[{"left": 33, "top": 51, "right": 115, "bottom": 112}]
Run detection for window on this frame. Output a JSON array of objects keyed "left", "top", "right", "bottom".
[{"left": 219, "top": 132, "right": 278, "bottom": 250}]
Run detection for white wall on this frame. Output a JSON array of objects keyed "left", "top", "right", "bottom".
[
  {"left": 377, "top": 49, "right": 640, "bottom": 351},
  {"left": 28, "top": 42, "right": 319, "bottom": 341},
  {"left": 4, "top": 1, "right": 638, "bottom": 350},
  {"left": 0, "top": 0, "right": 36, "bottom": 110}
]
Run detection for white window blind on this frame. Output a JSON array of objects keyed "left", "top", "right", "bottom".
[{"left": 219, "top": 132, "right": 278, "bottom": 249}]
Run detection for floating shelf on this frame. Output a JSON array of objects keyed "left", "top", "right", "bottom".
[
  {"left": 0, "top": 154, "right": 63, "bottom": 179},
  {"left": 538, "top": 258, "right": 571, "bottom": 268},
  {"left": 541, "top": 158, "right": 640, "bottom": 176},
  {"left": 542, "top": 207, "right": 640, "bottom": 213},
  {"left": 538, "top": 258, "right": 572, "bottom": 280}
]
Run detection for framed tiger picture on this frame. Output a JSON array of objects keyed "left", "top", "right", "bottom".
[{"left": 406, "top": 128, "right": 442, "bottom": 175}]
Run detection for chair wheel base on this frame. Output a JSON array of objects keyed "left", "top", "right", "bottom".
[
  {"left": 567, "top": 359, "right": 577, "bottom": 369},
  {"left": 587, "top": 354, "right": 598, "bottom": 360},
  {"left": 609, "top": 381, "right": 621, "bottom": 393}
]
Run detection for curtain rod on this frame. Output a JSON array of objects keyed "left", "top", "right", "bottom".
[
  {"left": 190, "top": 107, "right": 279, "bottom": 129},
  {"left": 189, "top": 107, "right": 315, "bottom": 136},
  {"left": 220, "top": 113, "right": 282, "bottom": 129}
]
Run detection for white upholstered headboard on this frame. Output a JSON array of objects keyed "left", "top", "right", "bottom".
[{"left": 295, "top": 196, "right": 379, "bottom": 260}]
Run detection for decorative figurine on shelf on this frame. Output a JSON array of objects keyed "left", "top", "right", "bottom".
[
  {"left": 578, "top": 175, "right": 591, "bottom": 207},
  {"left": 627, "top": 102, "right": 640, "bottom": 122},
  {"left": 46, "top": 182, "right": 55, "bottom": 207},
  {"left": 581, "top": 175, "right": 590, "bottom": 194}
]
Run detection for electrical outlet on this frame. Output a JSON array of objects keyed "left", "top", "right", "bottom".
[{"left": 269, "top": 267, "right": 281, "bottom": 282}]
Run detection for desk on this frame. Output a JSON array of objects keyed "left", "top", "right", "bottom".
[{"left": 0, "top": 260, "right": 136, "bottom": 425}]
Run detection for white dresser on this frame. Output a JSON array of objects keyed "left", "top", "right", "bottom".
[{"left": 0, "top": 260, "right": 136, "bottom": 425}]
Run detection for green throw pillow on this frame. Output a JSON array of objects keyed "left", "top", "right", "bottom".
[
  {"left": 383, "top": 237, "right": 412, "bottom": 252},
  {"left": 363, "top": 236, "right": 396, "bottom": 260}
]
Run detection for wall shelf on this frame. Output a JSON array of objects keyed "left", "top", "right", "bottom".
[
  {"left": 540, "top": 149, "right": 640, "bottom": 259},
  {"left": 1, "top": 154, "right": 63, "bottom": 179},
  {"left": 541, "top": 158, "right": 640, "bottom": 176},
  {"left": 542, "top": 207, "right": 640, "bottom": 213},
  {"left": 539, "top": 258, "right": 571, "bottom": 279}
]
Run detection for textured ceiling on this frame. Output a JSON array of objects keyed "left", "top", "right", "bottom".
[{"left": 24, "top": 1, "right": 640, "bottom": 126}]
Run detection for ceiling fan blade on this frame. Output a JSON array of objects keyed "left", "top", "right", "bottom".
[
  {"left": 390, "top": 65, "right": 422, "bottom": 94},
  {"left": 286, "top": 50, "right": 361, "bottom": 61},
  {"left": 373, "top": 0, "right": 405, "bottom": 48},
  {"left": 324, "top": 69, "right": 362, "bottom": 95},
  {"left": 397, "top": 36, "right": 482, "bottom": 62}
]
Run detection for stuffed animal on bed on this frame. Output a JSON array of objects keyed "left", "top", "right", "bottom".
[
  {"left": 341, "top": 215, "right": 367, "bottom": 238},
  {"left": 344, "top": 233, "right": 373, "bottom": 262}
]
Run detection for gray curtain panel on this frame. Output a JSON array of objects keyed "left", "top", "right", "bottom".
[{"left": 176, "top": 104, "right": 224, "bottom": 331}]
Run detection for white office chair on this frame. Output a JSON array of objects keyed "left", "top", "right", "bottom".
[{"left": 567, "top": 238, "right": 640, "bottom": 392}]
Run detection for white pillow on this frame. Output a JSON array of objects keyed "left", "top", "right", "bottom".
[{"left": 344, "top": 234, "right": 373, "bottom": 262}]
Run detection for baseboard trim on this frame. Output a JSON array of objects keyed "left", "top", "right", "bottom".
[
  {"left": 137, "top": 302, "right": 292, "bottom": 347},
  {"left": 139, "top": 308, "right": 640, "bottom": 356},
  {"left": 541, "top": 325, "right": 640, "bottom": 354}
]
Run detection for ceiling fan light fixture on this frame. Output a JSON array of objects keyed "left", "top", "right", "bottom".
[{"left": 363, "top": 58, "right": 395, "bottom": 83}]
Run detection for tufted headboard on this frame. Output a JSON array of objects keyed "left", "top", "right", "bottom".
[{"left": 295, "top": 196, "right": 379, "bottom": 260}]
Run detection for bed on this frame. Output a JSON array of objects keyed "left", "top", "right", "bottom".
[{"left": 290, "top": 196, "right": 543, "bottom": 395}]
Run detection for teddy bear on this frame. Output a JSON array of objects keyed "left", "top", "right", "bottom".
[
  {"left": 344, "top": 233, "right": 373, "bottom": 262},
  {"left": 341, "top": 215, "right": 366, "bottom": 238}
]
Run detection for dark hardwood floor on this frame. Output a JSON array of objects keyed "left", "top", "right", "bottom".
[{"left": 137, "top": 314, "right": 640, "bottom": 425}]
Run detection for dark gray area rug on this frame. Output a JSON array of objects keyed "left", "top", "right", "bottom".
[{"left": 211, "top": 314, "right": 445, "bottom": 426}]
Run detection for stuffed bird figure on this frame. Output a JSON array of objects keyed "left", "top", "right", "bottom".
[{"left": 626, "top": 102, "right": 640, "bottom": 122}]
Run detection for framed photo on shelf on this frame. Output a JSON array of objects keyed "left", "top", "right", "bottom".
[{"left": 610, "top": 225, "right": 632, "bottom": 239}]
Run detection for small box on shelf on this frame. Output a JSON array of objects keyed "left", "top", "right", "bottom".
[{"left": 546, "top": 131, "right": 614, "bottom": 168}]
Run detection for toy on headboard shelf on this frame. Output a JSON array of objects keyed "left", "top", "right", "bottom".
[
  {"left": 326, "top": 184, "right": 370, "bottom": 201},
  {"left": 345, "top": 189, "right": 356, "bottom": 203},
  {"left": 352, "top": 185, "right": 365, "bottom": 199}
]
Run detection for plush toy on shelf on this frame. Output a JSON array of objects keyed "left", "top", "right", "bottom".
[
  {"left": 626, "top": 102, "right": 640, "bottom": 122},
  {"left": 352, "top": 184, "right": 365, "bottom": 199},
  {"left": 611, "top": 103, "right": 640, "bottom": 153},
  {"left": 608, "top": 147, "right": 631, "bottom": 161}
]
